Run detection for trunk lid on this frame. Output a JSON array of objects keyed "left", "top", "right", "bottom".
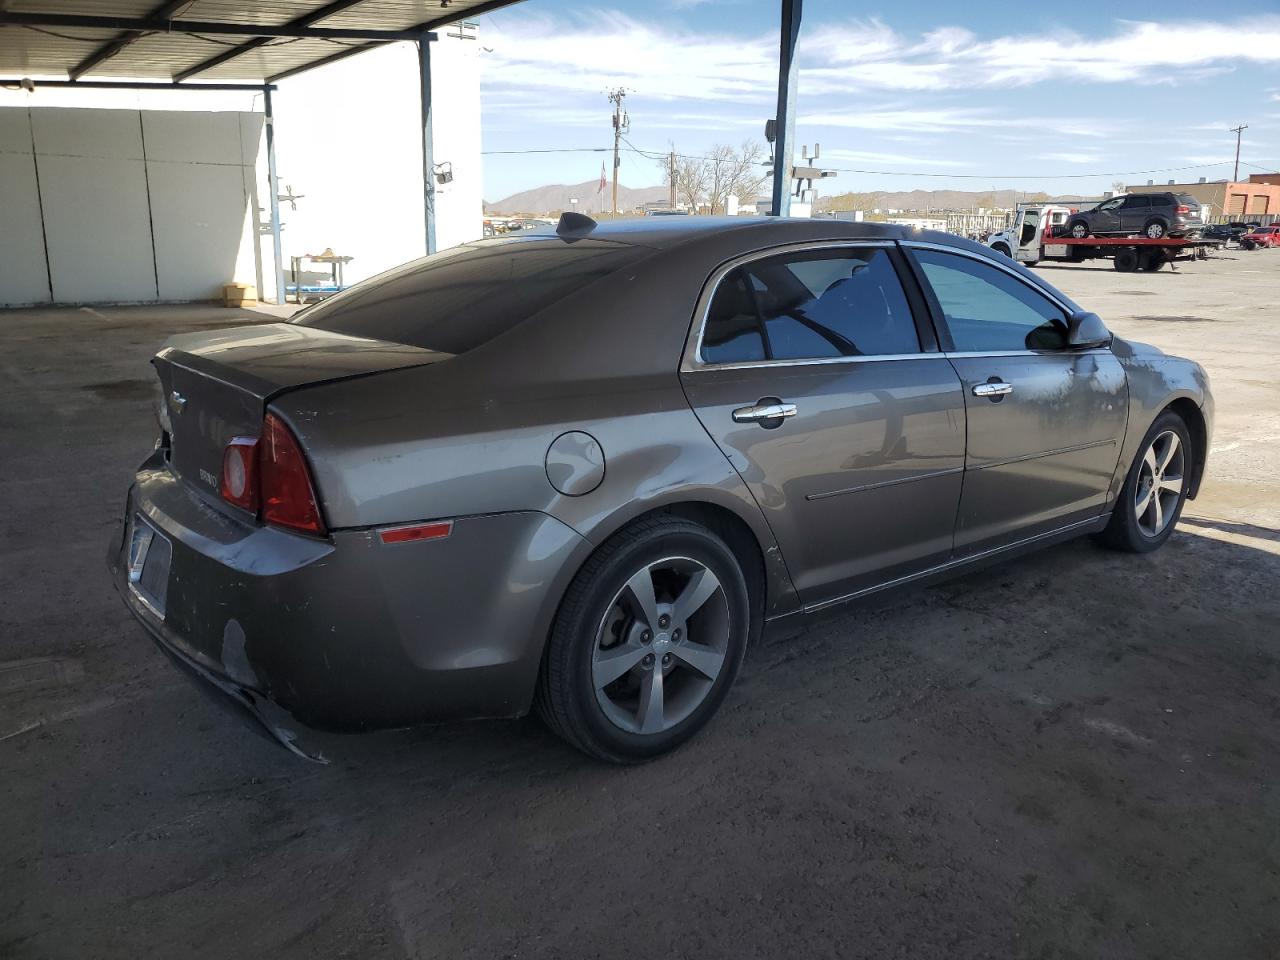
[{"left": 153, "top": 323, "right": 448, "bottom": 503}]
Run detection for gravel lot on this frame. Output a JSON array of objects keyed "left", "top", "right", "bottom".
[{"left": 2, "top": 249, "right": 1278, "bottom": 959}]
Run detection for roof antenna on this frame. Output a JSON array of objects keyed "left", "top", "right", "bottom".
[{"left": 556, "top": 211, "right": 597, "bottom": 240}]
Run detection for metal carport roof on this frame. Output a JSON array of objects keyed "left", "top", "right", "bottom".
[
  {"left": 0, "top": 1, "right": 523, "bottom": 83},
  {"left": 1, "top": 0, "right": 808, "bottom": 304}
]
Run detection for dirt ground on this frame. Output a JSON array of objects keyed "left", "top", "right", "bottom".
[{"left": 2, "top": 250, "right": 1278, "bottom": 959}]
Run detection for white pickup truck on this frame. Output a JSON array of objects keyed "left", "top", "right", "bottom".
[{"left": 987, "top": 204, "right": 1074, "bottom": 265}]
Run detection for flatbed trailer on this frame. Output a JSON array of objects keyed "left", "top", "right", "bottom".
[{"left": 1038, "top": 234, "right": 1220, "bottom": 272}]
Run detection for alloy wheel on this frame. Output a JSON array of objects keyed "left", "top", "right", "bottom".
[
  {"left": 1134, "top": 430, "right": 1184, "bottom": 537},
  {"left": 591, "top": 556, "right": 729, "bottom": 735}
]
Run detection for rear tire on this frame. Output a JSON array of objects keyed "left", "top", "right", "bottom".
[
  {"left": 1099, "top": 411, "right": 1192, "bottom": 553},
  {"left": 1113, "top": 249, "right": 1140, "bottom": 272},
  {"left": 1143, "top": 218, "right": 1169, "bottom": 240},
  {"left": 535, "top": 516, "right": 753, "bottom": 763},
  {"left": 1140, "top": 251, "right": 1166, "bottom": 271}
]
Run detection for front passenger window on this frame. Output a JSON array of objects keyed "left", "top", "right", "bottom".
[{"left": 912, "top": 249, "right": 1068, "bottom": 352}]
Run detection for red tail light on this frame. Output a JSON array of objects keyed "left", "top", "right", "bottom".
[
  {"left": 220, "top": 437, "right": 260, "bottom": 511},
  {"left": 1176, "top": 205, "right": 1191, "bottom": 214},
  {"left": 260, "top": 413, "right": 326, "bottom": 535}
]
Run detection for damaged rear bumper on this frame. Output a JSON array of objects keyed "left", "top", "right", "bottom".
[{"left": 108, "top": 459, "right": 590, "bottom": 758}]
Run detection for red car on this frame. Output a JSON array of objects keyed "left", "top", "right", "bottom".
[{"left": 1241, "top": 225, "right": 1280, "bottom": 249}]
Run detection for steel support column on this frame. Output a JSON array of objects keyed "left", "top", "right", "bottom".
[
  {"left": 770, "top": 0, "right": 802, "bottom": 217},
  {"left": 263, "top": 87, "right": 287, "bottom": 306},
  {"left": 418, "top": 32, "right": 437, "bottom": 256}
]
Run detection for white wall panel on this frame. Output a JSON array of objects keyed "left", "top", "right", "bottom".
[
  {"left": 0, "top": 110, "right": 52, "bottom": 306},
  {"left": 0, "top": 106, "right": 264, "bottom": 305},
  {"left": 30, "top": 107, "right": 144, "bottom": 160},
  {"left": 142, "top": 111, "right": 242, "bottom": 166},
  {"left": 148, "top": 160, "right": 250, "bottom": 300}
]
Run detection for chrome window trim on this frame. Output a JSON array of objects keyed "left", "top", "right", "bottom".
[
  {"left": 680, "top": 239, "right": 920, "bottom": 373},
  {"left": 942, "top": 348, "right": 1111, "bottom": 359}
]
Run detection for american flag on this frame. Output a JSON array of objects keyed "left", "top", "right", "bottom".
[{"left": 597, "top": 162, "right": 607, "bottom": 194}]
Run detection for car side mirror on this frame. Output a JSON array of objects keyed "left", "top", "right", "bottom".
[{"left": 1066, "top": 310, "right": 1111, "bottom": 349}]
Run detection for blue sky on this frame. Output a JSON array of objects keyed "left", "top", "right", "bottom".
[{"left": 471, "top": 1, "right": 1280, "bottom": 201}]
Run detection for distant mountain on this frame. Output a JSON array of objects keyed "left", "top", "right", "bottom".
[{"left": 485, "top": 180, "right": 670, "bottom": 216}]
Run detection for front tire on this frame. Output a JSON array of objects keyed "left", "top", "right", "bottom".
[
  {"left": 1068, "top": 219, "right": 1090, "bottom": 239},
  {"left": 1099, "top": 411, "right": 1192, "bottom": 553},
  {"left": 536, "top": 516, "right": 753, "bottom": 763}
]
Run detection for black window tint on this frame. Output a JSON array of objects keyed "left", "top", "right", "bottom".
[
  {"left": 1125, "top": 195, "right": 1151, "bottom": 209},
  {"left": 914, "top": 250, "right": 1069, "bottom": 352},
  {"left": 293, "top": 237, "right": 644, "bottom": 353},
  {"left": 734, "top": 248, "right": 919, "bottom": 361},
  {"left": 701, "top": 269, "right": 766, "bottom": 363}
]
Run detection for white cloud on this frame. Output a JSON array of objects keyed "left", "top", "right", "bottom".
[
  {"left": 801, "top": 16, "right": 1280, "bottom": 92},
  {"left": 821, "top": 147, "right": 965, "bottom": 168},
  {"left": 481, "top": 12, "right": 774, "bottom": 106},
  {"left": 1034, "top": 152, "right": 1105, "bottom": 165}
]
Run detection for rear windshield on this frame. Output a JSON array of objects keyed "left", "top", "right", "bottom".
[
  {"left": 293, "top": 236, "right": 646, "bottom": 353},
  {"left": 1175, "top": 194, "right": 1200, "bottom": 208}
]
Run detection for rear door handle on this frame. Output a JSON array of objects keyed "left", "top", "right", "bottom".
[
  {"left": 732, "top": 400, "right": 798, "bottom": 423},
  {"left": 972, "top": 381, "right": 1013, "bottom": 398}
]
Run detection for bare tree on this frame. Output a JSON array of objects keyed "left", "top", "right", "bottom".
[
  {"left": 665, "top": 141, "right": 768, "bottom": 214},
  {"left": 664, "top": 147, "right": 710, "bottom": 212},
  {"left": 705, "top": 141, "right": 769, "bottom": 214}
]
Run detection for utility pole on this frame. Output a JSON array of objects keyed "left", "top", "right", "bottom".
[
  {"left": 608, "top": 88, "right": 628, "bottom": 215},
  {"left": 668, "top": 149, "right": 677, "bottom": 209},
  {"left": 1230, "top": 124, "right": 1248, "bottom": 182}
]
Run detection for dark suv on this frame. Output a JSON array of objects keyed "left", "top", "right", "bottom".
[{"left": 1066, "top": 193, "right": 1204, "bottom": 240}]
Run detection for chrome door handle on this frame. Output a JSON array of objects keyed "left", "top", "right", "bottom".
[
  {"left": 972, "top": 381, "right": 1013, "bottom": 398},
  {"left": 732, "top": 401, "right": 798, "bottom": 423}
]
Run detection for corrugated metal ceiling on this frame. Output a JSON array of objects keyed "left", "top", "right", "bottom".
[{"left": 0, "top": 0, "right": 522, "bottom": 84}]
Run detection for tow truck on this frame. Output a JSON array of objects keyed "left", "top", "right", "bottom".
[{"left": 987, "top": 202, "right": 1219, "bottom": 272}]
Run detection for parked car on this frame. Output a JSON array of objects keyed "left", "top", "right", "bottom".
[
  {"left": 1066, "top": 193, "right": 1204, "bottom": 240},
  {"left": 1203, "top": 222, "right": 1263, "bottom": 243},
  {"left": 111, "top": 217, "right": 1213, "bottom": 764},
  {"left": 1240, "top": 224, "right": 1280, "bottom": 249}
]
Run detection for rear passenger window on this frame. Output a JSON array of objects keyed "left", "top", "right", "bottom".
[
  {"left": 700, "top": 247, "right": 920, "bottom": 363},
  {"left": 913, "top": 249, "right": 1069, "bottom": 352}
]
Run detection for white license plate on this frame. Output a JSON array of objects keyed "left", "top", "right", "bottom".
[{"left": 128, "top": 514, "right": 172, "bottom": 619}]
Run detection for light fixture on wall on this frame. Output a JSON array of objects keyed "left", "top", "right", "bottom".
[{"left": 433, "top": 162, "right": 454, "bottom": 185}]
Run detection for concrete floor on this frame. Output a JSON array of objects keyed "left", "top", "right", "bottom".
[{"left": 2, "top": 254, "right": 1278, "bottom": 959}]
